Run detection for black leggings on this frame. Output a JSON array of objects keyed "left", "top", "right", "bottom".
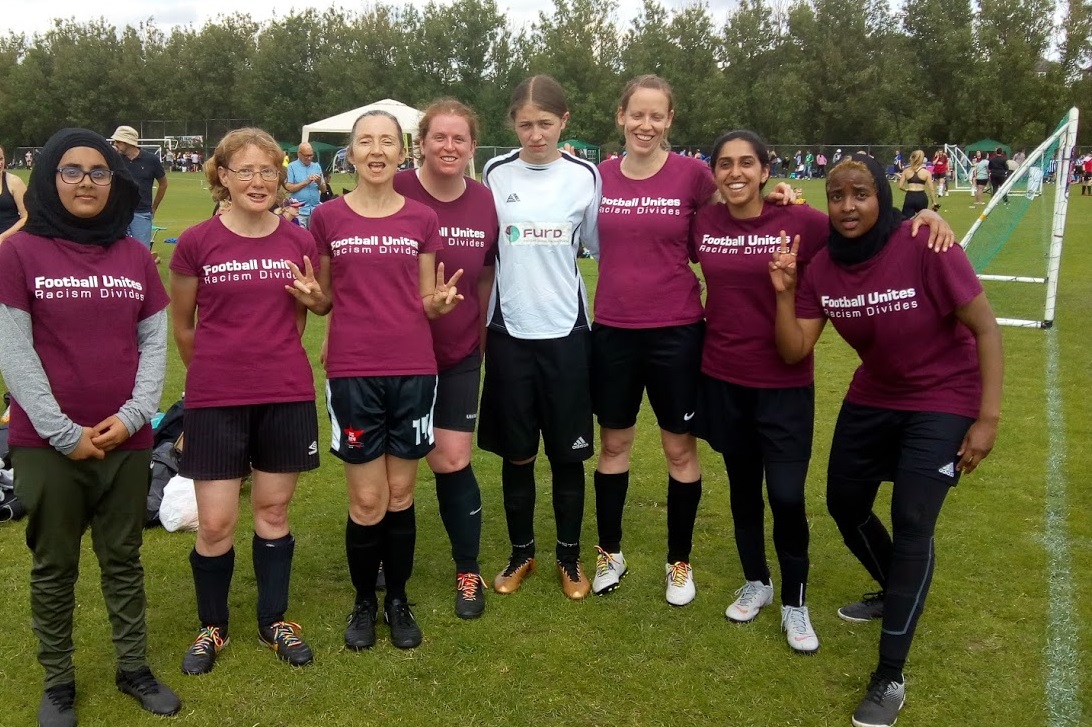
[
  {"left": 726, "top": 455, "right": 810, "bottom": 606},
  {"left": 827, "top": 470, "right": 949, "bottom": 674}
]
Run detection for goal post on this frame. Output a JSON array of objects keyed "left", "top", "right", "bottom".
[{"left": 958, "top": 108, "right": 1078, "bottom": 329}]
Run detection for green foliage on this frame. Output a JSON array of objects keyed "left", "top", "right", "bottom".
[{"left": 0, "top": 0, "right": 1085, "bottom": 153}]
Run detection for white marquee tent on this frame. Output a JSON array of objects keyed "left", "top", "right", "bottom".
[{"left": 300, "top": 99, "right": 425, "bottom": 142}]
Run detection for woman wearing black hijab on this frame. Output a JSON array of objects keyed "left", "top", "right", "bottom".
[
  {"left": 0, "top": 129, "right": 180, "bottom": 727},
  {"left": 769, "top": 153, "right": 1003, "bottom": 727}
]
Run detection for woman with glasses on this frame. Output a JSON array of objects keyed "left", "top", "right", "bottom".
[
  {"left": 0, "top": 128, "right": 179, "bottom": 726},
  {"left": 171, "top": 128, "right": 328, "bottom": 676}
]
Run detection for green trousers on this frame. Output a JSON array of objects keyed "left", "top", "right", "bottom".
[{"left": 12, "top": 446, "right": 152, "bottom": 688}]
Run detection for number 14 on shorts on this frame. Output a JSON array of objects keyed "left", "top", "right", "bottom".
[{"left": 413, "top": 412, "right": 435, "bottom": 446}]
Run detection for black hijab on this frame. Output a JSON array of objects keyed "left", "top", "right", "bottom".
[
  {"left": 826, "top": 152, "right": 904, "bottom": 267},
  {"left": 23, "top": 128, "right": 139, "bottom": 247}
]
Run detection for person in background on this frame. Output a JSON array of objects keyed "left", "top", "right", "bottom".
[
  {"left": 0, "top": 144, "right": 29, "bottom": 244},
  {"left": 285, "top": 142, "right": 328, "bottom": 228},
  {"left": 897, "top": 150, "right": 937, "bottom": 218},
  {"left": 109, "top": 126, "right": 168, "bottom": 250},
  {"left": 0, "top": 128, "right": 179, "bottom": 727}
]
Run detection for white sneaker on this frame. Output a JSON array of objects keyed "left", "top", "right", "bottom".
[
  {"left": 781, "top": 605, "right": 819, "bottom": 654},
  {"left": 725, "top": 579, "right": 774, "bottom": 622},
  {"left": 591, "top": 547, "right": 626, "bottom": 595},
  {"left": 665, "top": 562, "right": 696, "bottom": 606}
]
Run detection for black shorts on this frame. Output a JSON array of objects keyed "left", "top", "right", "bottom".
[
  {"left": 435, "top": 352, "right": 481, "bottom": 433},
  {"left": 827, "top": 401, "right": 974, "bottom": 486},
  {"left": 180, "top": 401, "right": 320, "bottom": 480},
  {"left": 326, "top": 375, "right": 438, "bottom": 464},
  {"left": 591, "top": 322, "right": 704, "bottom": 434},
  {"left": 694, "top": 376, "right": 814, "bottom": 462},
  {"left": 932, "top": 173, "right": 946, "bottom": 182},
  {"left": 478, "top": 329, "right": 593, "bottom": 463},
  {"left": 975, "top": 178, "right": 989, "bottom": 188}
]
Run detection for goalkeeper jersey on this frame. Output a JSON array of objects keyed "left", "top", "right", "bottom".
[{"left": 482, "top": 150, "right": 601, "bottom": 340}]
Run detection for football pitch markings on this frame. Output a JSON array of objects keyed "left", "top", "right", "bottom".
[{"left": 1044, "top": 331, "right": 1081, "bottom": 726}]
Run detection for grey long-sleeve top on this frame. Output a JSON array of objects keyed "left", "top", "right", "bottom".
[{"left": 0, "top": 304, "right": 168, "bottom": 455}]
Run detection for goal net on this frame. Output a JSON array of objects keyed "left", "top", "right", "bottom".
[{"left": 958, "top": 108, "right": 1078, "bottom": 329}]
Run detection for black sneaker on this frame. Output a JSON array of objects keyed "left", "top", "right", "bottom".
[
  {"left": 376, "top": 562, "right": 386, "bottom": 591},
  {"left": 37, "top": 683, "right": 76, "bottom": 727},
  {"left": 345, "top": 601, "right": 378, "bottom": 650},
  {"left": 182, "top": 625, "right": 228, "bottom": 675},
  {"left": 454, "top": 572, "right": 487, "bottom": 620},
  {"left": 258, "top": 621, "right": 314, "bottom": 666},
  {"left": 115, "top": 666, "right": 182, "bottom": 717},
  {"left": 384, "top": 598, "right": 422, "bottom": 649},
  {"left": 838, "top": 591, "right": 885, "bottom": 623},
  {"left": 852, "top": 672, "right": 906, "bottom": 727}
]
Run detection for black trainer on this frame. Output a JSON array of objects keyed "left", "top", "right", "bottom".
[
  {"left": 115, "top": 666, "right": 182, "bottom": 716},
  {"left": 455, "top": 572, "right": 487, "bottom": 620},
  {"left": 838, "top": 591, "right": 885, "bottom": 623},
  {"left": 37, "top": 683, "right": 76, "bottom": 727},
  {"left": 258, "top": 621, "right": 315, "bottom": 666},
  {"left": 345, "top": 601, "right": 378, "bottom": 650},
  {"left": 376, "top": 562, "right": 386, "bottom": 591},
  {"left": 384, "top": 598, "right": 422, "bottom": 649},
  {"left": 852, "top": 672, "right": 906, "bottom": 727},
  {"left": 182, "top": 625, "right": 228, "bottom": 675}
]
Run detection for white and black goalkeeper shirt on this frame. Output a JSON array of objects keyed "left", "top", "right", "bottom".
[{"left": 482, "top": 150, "right": 601, "bottom": 340}]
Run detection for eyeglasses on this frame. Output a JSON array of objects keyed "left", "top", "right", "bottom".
[
  {"left": 222, "top": 166, "right": 280, "bottom": 182},
  {"left": 56, "top": 166, "right": 114, "bottom": 185}
]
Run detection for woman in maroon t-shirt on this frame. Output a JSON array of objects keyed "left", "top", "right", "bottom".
[
  {"left": 171, "top": 128, "right": 328, "bottom": 675},
  {"left": 770, "top": 153, "right": 1003, "bottom": 727},
  {"left": 392, "top": 99, "right": 499, "bottom": 620},
  {"left": 311, "top": 110, "right": 462, "bottom": 651},
  {"left": 0, "top": 128, "right": 178, "bottom": 723}
]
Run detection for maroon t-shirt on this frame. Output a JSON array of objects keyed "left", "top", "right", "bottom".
[
  {"left": 171, "top": 216, "right": 318, "bottom": 408},
  {"left": 595, "top": 154, "right": 716, "bottom": 328},
  {"left": 694, "top": 202, "right": 828, "bottom": 388},
  {"left": 394, "top": 170, "right": 499, "bottom": 371},
  {"left": 0, "top": 233, "right": 169, "bottom": 449},
  {"left": 311, "top": 196, "right": 443, "bottom": 377},
  {"left": 796, "top": 222, "right": 983, "bottom": 418}
]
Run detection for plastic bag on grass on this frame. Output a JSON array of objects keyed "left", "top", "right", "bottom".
[{"left": 159, "top": 475, "right": 199, "bottom": 532}]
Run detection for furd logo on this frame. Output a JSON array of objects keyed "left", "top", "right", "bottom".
[{"left": 505, "top": 222, "right": 572, "bottom": 246}]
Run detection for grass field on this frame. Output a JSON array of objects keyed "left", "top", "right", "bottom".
[{"left": 0, "top": 169, "right": 1088, "bottom": 727}]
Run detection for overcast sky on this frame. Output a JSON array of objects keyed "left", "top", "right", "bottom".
[{"left": 8, "top": 0, "right": 740, "bottom": 38}]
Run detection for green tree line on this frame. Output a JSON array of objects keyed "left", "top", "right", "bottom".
[{"left": 1, "top": 0, "right": 1089, "bottom": 152}]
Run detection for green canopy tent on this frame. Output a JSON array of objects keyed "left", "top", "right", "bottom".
[
  {"left": 965, "top": 138, "right": 1012, "bottom": 157},
  {"left": 559, "top": 138, "right": 601, "bottom": 164}
]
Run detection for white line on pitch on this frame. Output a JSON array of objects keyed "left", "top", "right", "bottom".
[{"left": 1044, "top": 331, "right": 1080, "bottom": 726}]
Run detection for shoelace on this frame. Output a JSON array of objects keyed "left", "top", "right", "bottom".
[
  {"left": 861, "top": 590, "right": 885, "bottom": 605},
  {"left": 502, "top": 555, "right": 531, "bottom": 577},
  {"left": 456, "top": 573, "right": 486, "bottom": 599},
  {"left": 594, "top": 547, "right": 615, "bottom": 578},
  {"left": 558, "top": 560, "right": 582, "bottom": 582},
  {"left": 864, "top": 673, "right": 898, "bottom": 705},
  {"left": 784, "top": 606, "right": 811, "bottom": 634},
  {"left": 190, "top": 626, "right": 224, "bottom": 655},
  {"left": 45, "top": 684, "right": 76, "bottom": 709},
  {"left": 734, "top": 582, "right": 763, "bottom": 607},
  {"left": 388, "top": 601, "right": 417, "bottom": 624},
  {"left": 268, "top": 621, "right": 304, "bottom": 648},
  {"left": 667, "top": 562, "right": 690, "bottom": 587},
  {"left": 348, "top": 603, "right": 376, "bottom": 625}
]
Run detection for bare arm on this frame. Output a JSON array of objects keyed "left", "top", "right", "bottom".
[
  {"left": 768, "top": 233, "right": 826, "bottom": 363},
  {"left": 477, "top": 265, "right": 495, "bottom": 353},
  {"left": 151, "top": 174, "right": 168, "bottom": 214},
  {"left": 0, "top": 173, "right": 28, "bottom": 243},
  {"left": 953, "top": 293, "right": 1003, "bottom": 474},
  {"left": 170, "top": 272, "right": 199, "bottom": 367}
]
